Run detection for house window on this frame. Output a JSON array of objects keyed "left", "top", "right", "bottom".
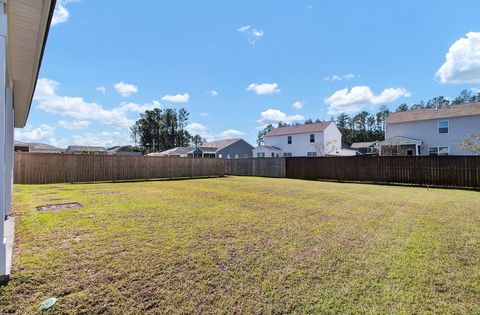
[
  {"left": 235, "top": 154, "right": 239, "bottom": 158},
  {"left": 227, "top": 154, "right": 232, "bottom": 159},
  {"left": 271, "top": 152, "right": 275, "bottom": 157},
  {"left": 287, "top": 136, "right": 292, "bottom": 144},
  {"left": 310, "top": 134, "right": 315, "bottom": 143},
  {"left": 439, "top": 147, "right": 449, "bottom": 156},
  {"left": 429, "top": 146, "right": 449, "bottom": 156},
  {"left": 438, "top": 120, "right": 449, "bottom": 134},
  {"left": 257, "top": 152, "right": 265, "bottom": 157},
  {"left": 307, "top": 152, "right": 317, "bottom": 157},
  {"left": 284, "top": 153, "right": 292, "bottom": 157},
  {"left": 218, "top": 154, "right": 222, "bottom": 158}
]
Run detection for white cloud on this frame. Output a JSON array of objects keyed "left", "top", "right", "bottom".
[
  {"left": 161, "top": 93, "right": 190, "bottom": 103},
  {"left": 15, "top": 124, "right": 55, "bottom": 142},
  {"left": 199, "top": 112, "right": 209, "bottom": 117},
  {"left": 114, "top": 82, "right": 138, "bottom": 97},
  {"left": 324, "top": 74, "right": 356, "bottom": 82},
  {"left": 259, "top": 109, "right": 304, "bottom": 124},
  {"left": 238, "top": 25, "right": 251, "bottom": 32},
  {"left": 58, "top": 120, "right": 90, "bottom": 130},
  {"left": 436, "top": 32, "right": 480, "bottom": 84},
  {"left": 238, "top": 25, "right": 264, "bottom": 44},
  {"left": 119, "top": 101, "right": 161, "bottom": 113},
  {"left": 52, "top": 0, "right": 78, "bottom": 26},
  {"left": 246, "top": 83, "right": 280, "bottom": 95},
  {"left": 325, "top": 86, "right": 411, "bottom": 115},
  {"left": 96, "top": 86, "right": 106, "bottom": 95},
  {"left": 207, "top": 90, "right": 219, "bottom": 96},
  {"left": 34, "top": 78, "right": 158, "bottom": 128},
  {"left": 186, "top": 123, "right": 214, "bottom": 141},
  {"left": 219, "top": 129, "right": 245, "bottom": 138},
  {"left": 72, "top": 131, "right": 129, "bottom": 147},
  {"left": 292, "top": 101, "right": 304, "bottom": 109}
]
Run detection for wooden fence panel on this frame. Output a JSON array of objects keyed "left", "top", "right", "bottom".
[
  {"left": 14, "top": 153, "right": 225, "bottom": 184},
  {"left": 285, "top": 156, "right": 480, "bottom": 188},
  {"left": 224, "top": 158, "right": 285, "bottom": 178}
]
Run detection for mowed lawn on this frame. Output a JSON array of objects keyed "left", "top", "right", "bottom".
[{"left": 1, "top": 177, "right": 479, "bottom": 314}]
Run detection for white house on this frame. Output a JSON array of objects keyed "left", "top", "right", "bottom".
[
  {"left": 253, "top": 122, "right": 354, "bottom": 157},
  {"left": 379, "top": 103, "right": 480, "bottom": 156},
  {"left": 0, "top": 0, "right": 56, "bottom": 282}
]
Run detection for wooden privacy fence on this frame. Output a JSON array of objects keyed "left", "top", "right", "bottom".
[
  {"left": 14, "top": 153, "right": 225, "bottom": 184},
  {"left": 285, "top": 156, "right": 480, "bottom": 188},
  {"left": 224, "top": 158, "right": 285, "bottom": 178}
]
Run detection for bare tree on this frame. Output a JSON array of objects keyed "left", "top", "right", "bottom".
[{"left": 459, "top": 133, "right": 480, "bottom": 155}]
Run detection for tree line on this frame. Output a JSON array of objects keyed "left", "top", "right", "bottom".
[
  {"left": 257, "top": 89, "right": 480, "bottom": 146},
  {"left": 130, "top": 108, "right": 206, "bottom": 154}
]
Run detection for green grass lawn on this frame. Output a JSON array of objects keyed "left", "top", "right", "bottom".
[{"left": 1, "top": 177, "right": 479, "bottom": 314}]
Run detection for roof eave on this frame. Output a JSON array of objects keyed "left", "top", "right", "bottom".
[{"left": 9, "top": 0, "right": 57, "bottom": 128}]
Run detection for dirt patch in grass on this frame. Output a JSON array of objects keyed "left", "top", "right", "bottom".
[{"left": 36, "top": 202, "right": 83, "bottom": 212}]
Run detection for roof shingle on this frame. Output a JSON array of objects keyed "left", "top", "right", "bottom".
[
  {"left": 387, "top": 103, "right": 480, "bottom": 124},
  {"left": 265, "top": 122, "right": 333, "bottom": 137}
]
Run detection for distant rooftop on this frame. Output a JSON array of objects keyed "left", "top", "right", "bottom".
[
  {"left": 204, "top": 138, "right": 251, "bottom": 150},
  {"left": 66, "top": 146, "right": 106, "bottom": 152},
  {"left": 387, "top": 103, "right": 480, "bottom": 124},
  {"left": 350, "top": 141, "right": 378, "bottom": 149},
  {"left": 265, "top": 122, "right": 333, "bottom": 137}
]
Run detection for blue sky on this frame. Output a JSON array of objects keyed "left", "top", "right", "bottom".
[{"left": 15, "top": 0, "right": 480, "bottom": 147}]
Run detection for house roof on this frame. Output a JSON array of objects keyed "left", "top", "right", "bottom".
[
  {"left": 378, "top": 136, "right": 422, "bottom": 146},
  {"left": 265, "top": 122, "right": 333, "bottom": 137},
  {"left": 255, "top": 146, "right": 283, "bottom": 151},
  {"left": 67, "top": 146, "right": 106, "bottom": 152},
  {"left": 386, "top": 103, "right": 480, "bottom": 124},
  {"left": 8, "top": 0, "right": 57, "bottom": 127},
  {"left": 350, "top": 141, "right": 378, "bottom": 149},
  {"left": 155, "top": 147, "right": 196, "bottom": 156},
  {"left": 198, "top": 146, "right": 217, "bottom": 153},
  {"left": 14, "top": 140, "right": 63, "bottom": 151},
  {"left": 204, "top": 138, "right": 252, "bottom": 150}
]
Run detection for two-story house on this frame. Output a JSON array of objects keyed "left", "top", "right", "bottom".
[
  {"left": 253, "top": 122, "right": 351, "bottom": 157},
  {"left": 379, "top": 103, "right": 480, "bottom": 156}
]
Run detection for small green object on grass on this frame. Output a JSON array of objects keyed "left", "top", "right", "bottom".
[{"left": 40, "top": 297, "right": 57, "bottom": 310}]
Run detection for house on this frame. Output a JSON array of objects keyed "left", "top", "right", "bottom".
[
  {"left": 14, "top": 141, "right": 64, "bottom": 153},
  {"left": 149, "top": 138, "right": 254, "bottom": 158},
  {"left": 253, "top": 122, "right": 353, "bottom": 157},
  {"left": 351, "top": 141, "right": 379, "bottom": 155},
  {"left": 0, "top": 0, "right": 56, "bottom": 282},
  {"left": 148, "top": 147, "right": 205, "bottom": 157},
  {"left": 107, "top": 146, "right": 142, "bottom": 157},
  {"left": 66, "top": 146, "right": 108, "bottom": 155},
  {"left": 204, "top": 138, "right": 254, "bottom": 158},
  {"left": 378, "top": 103, "right": 480, "bottom": 156}
]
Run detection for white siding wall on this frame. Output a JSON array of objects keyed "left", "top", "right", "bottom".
[
  {"left": 252, "top": 147, "right": 282, "bottom": 158},
  {"left": 323, "top": 124, "right": 342, "bottom": 154},
  {"left": 386, "top": 116, "right": 480, "bottom": 155},
  {"left": 265, "top": 131, "right": 324, "bottom": 157},
  {"left": 0, "top": 4, "right": 7, "bottom": 276}
]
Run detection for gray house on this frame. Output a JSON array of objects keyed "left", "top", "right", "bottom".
[
  {"left": 150, "top": 138, "right": 254, "bottom": 158},
  {"left": 379, "top": 103, "right": 480, "bottom": 156},
  {"left": 204, "top": 138, "right": 254, "bottom": 158},
  {"left": 66, "top": 146, "right": 107, "bottom": 155}
]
